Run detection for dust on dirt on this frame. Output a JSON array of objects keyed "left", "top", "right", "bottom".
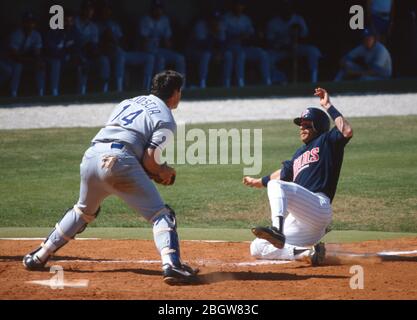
[{"left": 1, "top": 237, "right": 417, "bottom": 300}]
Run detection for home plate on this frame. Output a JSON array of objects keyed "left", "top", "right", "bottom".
[{"left": 27, "top": 279, "right": 89, "bottom": 289}]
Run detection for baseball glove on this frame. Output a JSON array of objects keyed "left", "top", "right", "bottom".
[
  {"left": 146, "top": 169, "right": 176, "bottom": 186},
  {"left": 148, "top": 173, "right": 176, "bottom": 186}
]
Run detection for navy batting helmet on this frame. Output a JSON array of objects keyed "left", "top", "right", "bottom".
[{"left": 293, "top": 107, "right": 330, "bottom": 133}]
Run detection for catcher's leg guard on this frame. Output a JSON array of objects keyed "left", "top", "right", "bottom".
[
  {"left": 30, "top": 206, "right": 100, "bottom": 263},
  {"left": 152, "top": 204, "right": 182, "bottom": 267}
]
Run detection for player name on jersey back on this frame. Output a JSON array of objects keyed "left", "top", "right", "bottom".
[{"left": 92, "top": 94, "right": 176, "bottom": 161}]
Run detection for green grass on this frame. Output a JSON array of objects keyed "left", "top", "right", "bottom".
[
  {"left": 1, "top": 227, "right": 416, "bottom": 243},
  {"left": 1, "top": 116, "right": 417, "bottom": 232}
]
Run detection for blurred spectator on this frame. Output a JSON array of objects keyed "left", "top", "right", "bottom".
[
  {"left": 74, "top": 0, "right": 106, "bottom": 94},
  {"left": 45, "top": 10, "right": 82, "bottom": 96},
  {"left": 223, "top": 0, "right": 271, "bottom": 87},
  {"left": 266, "top": 2, "right": 322, "bottom": 83},
  {"left": 0, "top": 12, "right": 45, "bottom": 97},
  {"left": 334, "top": 28, "right": 392, "bottom": 81},
  {"left": 187, "top": 11, "right": 233, "bottom": 88},
  {"left": 97, "top": 2, "right": 125, "bottom": 92},
  {"left": 0, "top": 54, "right": 12, "bottom": 88},
  {"left": 367, "top": 0, "right": 395, "bottom": 44},
  {"left": 97, "top": 1, "right": 154, "bottom": 91},
  {"left": 224, "top": 0, "right": 271, "bottom": 87},
  {"left": 0, "top": 34, "right": 11, "bottom": 86},
  {"left": 138, "top": 0, "right": 185, "bottom": 78}
]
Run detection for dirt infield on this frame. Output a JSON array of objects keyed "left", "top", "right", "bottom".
[{"left": 1, "top": 238, "right": 417, "bottom": 300}]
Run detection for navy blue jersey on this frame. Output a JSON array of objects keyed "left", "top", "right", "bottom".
[{"left": 280, "top": 127, "right": 351, "bottom": 202}]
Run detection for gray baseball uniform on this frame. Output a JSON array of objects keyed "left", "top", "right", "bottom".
[
  {"left": 34, "top": 94, "right": 177, "bottom": 259},
  {"left": 23, "top": 69, "right": 198, "bottom": 283},
  {"left": 79, "top": 94, "right": 176, "bottom": 219}
]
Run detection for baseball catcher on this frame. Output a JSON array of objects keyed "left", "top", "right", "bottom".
[
  {"left": 243, "top": 88, "right": 353, "bottom": 265},
  {"left": 23, "top": 70, "right": 198, "bottom": 285}
]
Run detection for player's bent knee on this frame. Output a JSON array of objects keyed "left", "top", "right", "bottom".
[
  {"left": 250, "top": 238, "right": 290, "bottom": 260},
  {"left": 73, "top": 205, "right": 100, "bottom": 234},
  {"left": 268, "top": 179, "right": 297, "bottom": 195},
  {"left": 267, "top": 179, "right": 286, "bottom": 197},
  {"left": 64, "top": 205, "right": 99, "bottom": 235},
  {"left": 250, "top": 238, "right": 276, "bottom": 258},
  {"left": 42, "top": 206, "right": 100, "bottom": 254},
  {"left": 267, "top": 179, "right": 285, "bottom": 189},
  {"left": 58, "top": 205, "right": 100, "bottom": 239}
]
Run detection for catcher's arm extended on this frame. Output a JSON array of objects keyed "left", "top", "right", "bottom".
[{"left": 142, "top": 148, "right": 176, "bottom": 185}]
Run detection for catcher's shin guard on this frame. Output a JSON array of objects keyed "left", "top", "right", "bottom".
[
  {"left": 27, "top": 206, "right": 100, "bottom": 265},
  {"left": 152, "top": 204, "right": 182, "bottom": 267}
]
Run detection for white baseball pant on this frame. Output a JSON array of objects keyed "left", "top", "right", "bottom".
[{"left": 251, "top": 179, "right": 332, "bottom": 260}]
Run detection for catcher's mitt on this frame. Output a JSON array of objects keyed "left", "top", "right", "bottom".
[
  {"left": 147, "top": 171, "right": 176, "bottom": 186},
  {"left": 145, "top": 164, "right": 176, "bottom": 186}
]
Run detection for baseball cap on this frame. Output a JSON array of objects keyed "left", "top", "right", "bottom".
[
  {"left": 294, "top": 109, "right": 312, "bottom": 125},
  {"left": 293, "top": 107, "right": 330, "bottom": 133}
]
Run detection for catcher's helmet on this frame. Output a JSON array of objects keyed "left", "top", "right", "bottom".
[{"left": 293, "top": 107, "right": 330, "bottom": 134}]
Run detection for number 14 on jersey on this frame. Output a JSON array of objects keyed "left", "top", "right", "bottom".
[{"left": 111, "top": 104, "right": 144, "bottom": 126}]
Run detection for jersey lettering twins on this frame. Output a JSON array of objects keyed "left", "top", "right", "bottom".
[{"left": 280, "top": 127, "right": 351, "bottom": 202}]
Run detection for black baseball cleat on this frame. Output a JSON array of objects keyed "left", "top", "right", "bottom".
[
  {"left": 311, "top": 242, "right": 326, "bottom": 266},
  {"left": 162, "top": 263, "right": 199, "bottom": 285},
  {"left": 22, "top": 248, "right": 48, "bottom": 271},
  {"left": 251, "top": 226, "right": 286, "bottom": 249}
]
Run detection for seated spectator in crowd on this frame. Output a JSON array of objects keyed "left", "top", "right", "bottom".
[
  {"left": 74, "top": 0, "right": 106, "bottom": 94},
  {"left": 334, "top": 28, "right": 392, "bottom": 81},
  {"left": 367, "top": 0, "right": 395, "bottom": 44},
  {"left": 266, "top": 2, "right": 322, "bottom": 83},
  {"left": 97, "top": 1, "right": 154, "bottom": 91},
  {"left": 223, "top": 0, "right": 271, "bottom": 87},
  {"left": 187, "top": 11, "right": 233, "bottom": 88},
  {"left": 1, "top": 12, "right": 45, "bottom": 97},
  {"left": 97, "top": 2, "right": 125, "bottom": 92},
  {"left": 45, "top": 10, "right": 82, "bottom": 96},
  {"left": 138, "top": 0, "right": 185, "bottom": 78},
  {"left": 0, "top": 46, "right": 12, "bottom": 88}
]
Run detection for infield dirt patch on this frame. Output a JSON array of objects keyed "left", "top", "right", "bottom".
[{"left": 1, "top": 238, "right": 417, "bottom": 300}]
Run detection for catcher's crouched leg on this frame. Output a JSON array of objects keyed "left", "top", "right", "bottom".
[
  {"left": 152, "top": 205, "right": 182, "bottom": 267},
  {"left": 152, "top": 205, "right": 198, "bottom": 284},
  {"left": 23, "top": 206, "right": 100, "bottom": 270}
]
